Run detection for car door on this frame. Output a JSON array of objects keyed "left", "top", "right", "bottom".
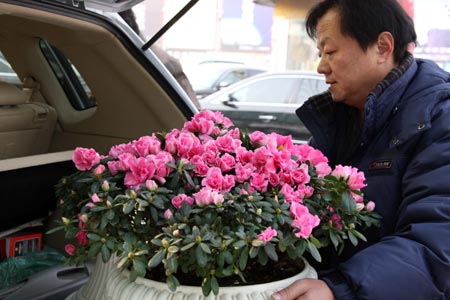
[{"left": 206, "top": 74, "right": 310, "bottom": 143}]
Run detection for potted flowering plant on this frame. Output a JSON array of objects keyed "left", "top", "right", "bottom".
[{"left": 53, "top": 110, "right": 380, "bottom": 297}]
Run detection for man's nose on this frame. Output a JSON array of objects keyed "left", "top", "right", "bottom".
[{"left": 317, "top": 58, "right": 329, "bottom": 75}]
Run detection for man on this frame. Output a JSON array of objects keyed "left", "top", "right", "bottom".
[{"left": 272, "top": 0, "right": 450, "bottom": 299}]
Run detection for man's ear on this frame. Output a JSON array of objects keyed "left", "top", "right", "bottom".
[{"left": 376, "top": 32, "right": 395, "bottom": 63}]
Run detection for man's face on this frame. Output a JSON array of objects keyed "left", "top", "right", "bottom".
[{"left": 315, "top": 8, "right": 382, "bottom": 111}]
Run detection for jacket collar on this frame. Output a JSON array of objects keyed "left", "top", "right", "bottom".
[{"left": 362, "top": 53, "right": 414, "bottom": 145}]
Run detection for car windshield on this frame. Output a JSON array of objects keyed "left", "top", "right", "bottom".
[{"left": 89, "top": 0, "right": 450, "bottom": 142}]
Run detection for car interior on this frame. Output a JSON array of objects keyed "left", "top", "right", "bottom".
[{"left": 0, "top": 1, "right": 194, "bottom": 299}]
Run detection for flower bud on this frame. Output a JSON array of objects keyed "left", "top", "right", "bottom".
[
  {"left": 162, "top": 239, "right": 170, "bottom": 248},
  {"left": 145, "top": 179, "right": 158, "bottom": 191},
  {"left": 106, "top": 200, "right": 112, "bottom": 209},
  {"left": 173, "top": 229, "right": 180, "bottom": 237},
  {"left": 256, "top": 208, "right": 262, "bottom": 215},
  {"left": 62, "top": 217, "right": 71, "bottom": 226},
  {"left": 356, "top": 203, "right": 365, "bottom": 212},
  {"left": 79, "top": 214, "right": 89, "bottom": 223},
  {"left": 101, "top": 180, "right": 110, "bottom": 192},
  {"left": 366, "top": 201, "right": 375, "bottom": 212}
]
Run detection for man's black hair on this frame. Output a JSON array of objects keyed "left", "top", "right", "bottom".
[{"left": 305, "top": 0, "right": 417, "bottom": 63}]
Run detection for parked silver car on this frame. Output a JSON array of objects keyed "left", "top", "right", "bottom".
[
  {"left": 187, "top": 61, "right": 266, "bottom": 99},
  {"left": 200, "top": 71, "right": 328, "bottom": 143}
]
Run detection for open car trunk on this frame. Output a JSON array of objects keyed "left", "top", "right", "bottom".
[
  {"left": 0, "top": 151, "right": 94, "bottom": 300},
  {"left": 0, "top": 0, "right": 194, "bottom": 298}
]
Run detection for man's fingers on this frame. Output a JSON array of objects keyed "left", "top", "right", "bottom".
[{"left": 271, "top": 279, "right": 306, "bottom": 300}]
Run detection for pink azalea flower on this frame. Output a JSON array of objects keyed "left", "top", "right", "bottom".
[
  {"left": 65, "top": 244, "right": 76, "bottom": 256},
  {"left": 75, "top": 230, "right": 89, "bottom": 246},
  {"left": 91, "top": 193, "right": 101, "bottom": 203},
  {"left": 171, "top": 194, "right": 194, "bottom": 209},
  {"left": 258, "top": 227, "right": 277, "bottom": 244},
  {"left": 72, "top": 147, "right": 100, "bottom": 171}
]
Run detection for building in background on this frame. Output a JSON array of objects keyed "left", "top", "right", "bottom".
[{"left": 132, "top": 0, "right": 450, "bottom": 73}]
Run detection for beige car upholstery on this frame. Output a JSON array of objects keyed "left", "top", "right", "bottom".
[{"left": 0, "top": 81, "right": 57, "bottom": 159}]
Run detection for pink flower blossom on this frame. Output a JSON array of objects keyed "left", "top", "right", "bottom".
[
  {"left": 332, "top": 165, "right": 367, "bottom": 190},
  {"left": 290, "top": 164, "right": 310, "bottom": 185},
  {"left": 171, "top": 194, "right": 194, "bottom": 209},
  {"left": 193, "top": 188, "right": 224, "bottom": 206},
  {"left": 235, "top": 163, "right": 254, "bottom": 183},
  {"left": 107, "top": 161, "right": 121, "bottom": 175},
  {"left": 91, "top": 193, "right": 101, "bottom": 203},
  {"left": 75, "top": 231, "right": 89, "bottom": 246},
  {"left": 133, "top": 135, "right": 161, "bottom": 157},
  {"left": 290, "top": 202, "right": 320, "bottom": 238},
  {"left": 72, "top": 147, "right": 100, "bottom": 171},
  {"left": 250, "top": 173, "right": 268, "bottom": 192},
  {"left": 315, "top": 162, "right": 332, "bottom": 177},
  {"left": 65, "top": 244, "right": 76, "bottom": 256},
  {"left": 258, "top": 227, "right": 277, "bottom": 243},
  {"left": 202, "top": 167, "right": 224, "bottom": 190},
  {"left": 218, "top": 153, "right": 236, "bottom": 172},
  {"left": 249, "top": 131, "right": 268, "bottom": 147}
]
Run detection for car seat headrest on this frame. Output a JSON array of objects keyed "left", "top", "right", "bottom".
[{"left": 0, "top": 81, "right": 27, "bottom": 106}]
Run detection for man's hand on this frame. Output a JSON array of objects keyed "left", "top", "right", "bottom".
[{"left": 271, "top": 278, "right": 335, "bottom": 300}]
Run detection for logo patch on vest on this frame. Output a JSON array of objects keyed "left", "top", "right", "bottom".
[{"left": 369, "top": 159, "right": 392, "bottom": 171}]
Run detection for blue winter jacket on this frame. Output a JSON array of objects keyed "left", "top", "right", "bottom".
[{"left": 297, "top": 58, "right": 450, "bottom": 300}]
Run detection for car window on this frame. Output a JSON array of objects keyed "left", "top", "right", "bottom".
[
  {"left": 232, "top": 77, "right": 297, "bottom": 104},
  {"left": 39, "top": 40, "right": 95, "bottom": 110},
  {"left": 0, "top": 52, "right": 21, "bottom": 87},
  {"left": 220, "top": 70, "right": 248, "bottom": 86},
  {"left": 294, "top": 78, "right": 328, "bottom": 104}
]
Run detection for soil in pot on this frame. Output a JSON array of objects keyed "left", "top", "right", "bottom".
[{"left": 145, "top": 254, "right": 306, "bottom": 287}]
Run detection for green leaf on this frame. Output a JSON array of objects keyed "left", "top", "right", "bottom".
[
  {"left": 199, "top": 243, "right": 211, "bottom": 254},
  {"left": 307, "top": 241, "right": 321, "bottom": 262},
  {"left": 233, "top": 240, "right": 246, "bottom": 248},
  {"left": 239, "top": 246, "right": 249, "bottom": 271},
  {"left": 87, "top": 233, "right": 101, "bottom": 242},
  {"left": 295, "top": 240, "right": 306, "bottom": 257},
  {"left": 133, "top": 259, "right": 147, "bottom": 277},
  {"left": 329, "top": 230, "right": 340, "bottom": 249},
  {"left": 211, "top": 276, "right": 219, "bottom": 295},
  {"left": 341, "top": 191, "right": 356, "bottom": 212},
  {"left": 196, "top": 245, "right": 207, "bottom": 267},
  {"left": 87, "top": 242, "right": 102, "bottom": 258},
  {"left": 348, "top": 230, "right": 358, "bottom": 246},
  {"left": 309, "top": 235, "right": 322, "bottom": 249},
  {"left": 264, "top": 243, "right": 278, "bottom": 262},
  {"left": 202, "top": 276, "right": 212, "bottom": 297},
  {"left": 101, "top": 244, "right": 111, "bottom": 262},
  {"left": 45, "top": 225, "right": 65, "bottom": 235},
  {"left": 105, "top": 209, "right": 115, "bottom": 220},
  {"left": 166, "top": 275, "right": 180, "bottom": 292},
  {"left": 180, "top": 242, "right": 196, "bottom": 251},
  {"left": 249, "top": 246, "right": 259, "bottom": 258},
  {"left": 166, "top": 256, "right": 178, "bottom": 273},
  {"left": 183, "top": 170, "right": 195, "bottom": 187},
  {"left": 350, "top": 229, "right": 367, "bottom": 242},
  {"left": 148, "top": 250, "right": 166, "bottom": 268},
  {"left": 123, "top": 199, "right": 135, "bottom": 214}
]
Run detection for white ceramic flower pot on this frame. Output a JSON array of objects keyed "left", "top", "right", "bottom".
[{"left": 67, "top": 255, "right": 317, "bottom": 300}]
